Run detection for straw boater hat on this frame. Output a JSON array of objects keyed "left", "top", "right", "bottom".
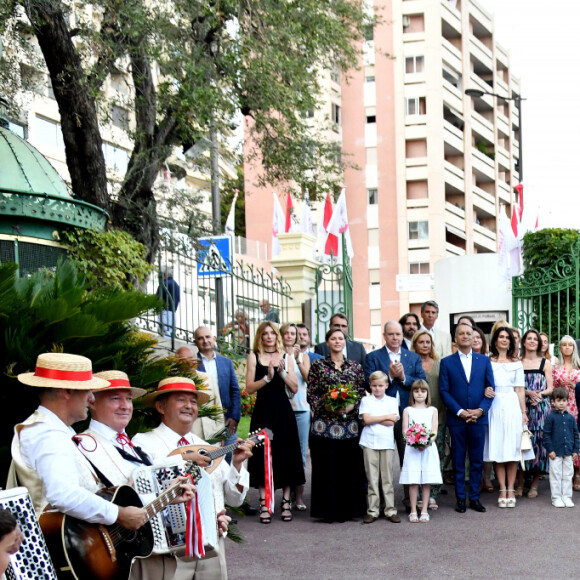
[
  {"left": 17, "top": 353, "right": 109, "bottom": 390},
  {"left": 143, "top": 376, "right": 211, "bottom": 407},
  {"left": 93, "top": 370, "right": 146, "bottom": 399}
]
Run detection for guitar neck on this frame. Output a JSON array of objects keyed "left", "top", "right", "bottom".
[{"left": 143, "top": 480, "right": 186, "bottom": 522}]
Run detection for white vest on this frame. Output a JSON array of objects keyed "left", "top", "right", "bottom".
[{"left": 7, "top": 409, "right": 100, "bottom": 515}]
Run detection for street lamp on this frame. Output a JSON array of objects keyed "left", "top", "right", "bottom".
[{"left": 465, "top": 88, "right": 524, "bottom": 184}]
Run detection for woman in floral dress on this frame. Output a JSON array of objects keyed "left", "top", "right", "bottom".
[
  {"left": 307, "top": 328, "right": 367, "bottom": 522},
  {"left": 552, "top": 335, "right": 580, "bottom": 490},
  {"left": 520, "top": 329, "right": 553, "bottom": 497}
]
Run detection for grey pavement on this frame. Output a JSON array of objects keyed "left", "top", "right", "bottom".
[{"left": 227, "top": 459, "right": 578, "bottom": 579}]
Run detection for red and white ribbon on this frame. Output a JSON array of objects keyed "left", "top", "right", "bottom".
[
  {"left": 261, "top": 429, "right": 274, "bottom": 514},
  {"left": 185, "top": 474, "right": 204, "bottom": 559}
]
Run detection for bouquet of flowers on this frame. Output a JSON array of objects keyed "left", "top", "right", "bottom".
[
  {"left": 323, "top": 383, "right": 360, "bottom": 412},
  {"left": 405, "top": 422, "right": 435, "bottom": 450}
]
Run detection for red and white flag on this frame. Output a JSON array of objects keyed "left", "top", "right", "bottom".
[
  {"left": 498, "top": 205, "right": 522, "bottom": 279},
  {"left": 321, "top": 192, "right": 339, "bottom": 259},
  {"left": 285, "top": 192, "right": 297, "bottom": 233},
  {"left": 271, "top": 192, "right": 286, "bottom": 259},
  {"left": 514, "top": 183, "right": 524, "bottom": 220},
  {"left": 326, "top": 189, "right": 354, "bottom": 261}
]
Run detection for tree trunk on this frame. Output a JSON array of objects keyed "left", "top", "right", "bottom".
[{"left": 25, "top": 0, "right": 110, "bottom": 213}]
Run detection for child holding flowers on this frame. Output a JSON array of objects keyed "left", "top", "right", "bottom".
[
  {"left": 359, "top": 371, "right": 400, "bottom": 524},
  {"left": 399, "top": 380, "right": 442, "bottom": 522}
]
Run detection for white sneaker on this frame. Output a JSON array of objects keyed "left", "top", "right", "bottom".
[
  {"left": 552, "top": 498, "right": 566, "bottom": 508},
  {"left": 563, "top": 498, "right": 575, "bottom": 508}
]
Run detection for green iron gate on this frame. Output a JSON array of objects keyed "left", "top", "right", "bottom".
[
  {"left": 512, "top": 242, "right": 580, "bottom": 345},
  {"left": 314, "top": 240, "right": 353, "bottom": 344}
]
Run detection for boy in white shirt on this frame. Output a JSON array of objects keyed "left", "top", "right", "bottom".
[{"left": 359, "top": 370, "right": 400, "bottom": 523}]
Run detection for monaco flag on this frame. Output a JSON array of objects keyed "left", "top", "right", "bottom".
[
  {"left": 285, "top": 192, "right": 297, "bottom": 233},
  {"left": 321, "top": 192, "right": 339, "bottom": 258},
  {"left": 271, "top": 192, "right": 287, "bottom": 259},
  {"left": 326, "top": 189, "right": 354, "bottom": 260}
]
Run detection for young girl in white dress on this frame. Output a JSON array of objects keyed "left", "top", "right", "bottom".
[{"left": 399, "top": 380, "right": 443, "bottom": 523}]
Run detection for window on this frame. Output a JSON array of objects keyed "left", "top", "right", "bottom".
[
  {"left": 409, "top": 262, "right": 430, "bottom": 274},
  {"left": 330, "top": 65, "right": 340, "bottom": 84},
  {"left": 405, "top": 55, "right": 424, "bottom": 74},
  {"left": 111, "top": 105, "right": 129, "bottom": 129},
  {"left": 34, "top": 116, "right": 65, "bottom": 150},
  {"left": 367, "top": 188, "right": 378, "bottom": 205},
  {"left": 102, "top": 142, "right": 130, "bottom": 173},
  {"left": 366, "top": 115, "right": 376, "bottom": 124},
  {"left": 363, "top": 24, "right": 374, "bottom": 41},
  {"left": 331, "top": 103, "right": 341, "bottom": 125},
  {"left": 405, "top": 97, "right": 426, "bottom": 116},
  {"left": 408, "top": 221, "right": 429, "bottom": 240},
  {"left": 365, "top": 75, "right": 375, "bottom": 83},
  {"left": 8, "top": 121, "right": 26, "bottom": 139}
]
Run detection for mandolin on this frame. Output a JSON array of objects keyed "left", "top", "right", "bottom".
[{"left": 169, "top": 428, "right": 273, "bottom": 473}]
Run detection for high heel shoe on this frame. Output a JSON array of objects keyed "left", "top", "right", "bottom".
[
  {"left": 259, "top": 498, "right": 271, "bottom": 524},
  {"left": 498, "top": 489, "right": 507, "bottom": 508},
  {"left": 280, "top": 497, "right": 293, "bottom": 522},
  {"left": 506, "top": 489, "right": 516, "bottom": 508}
]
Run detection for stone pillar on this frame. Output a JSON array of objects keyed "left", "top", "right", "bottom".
[{"left": 270, "top": 232, "right": 318, "bottom": 323}]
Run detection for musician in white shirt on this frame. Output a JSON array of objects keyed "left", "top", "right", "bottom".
[
  {"left": 133, "top": 376, "right": 254, "bottom": 580},
  {"left": 8, "top": 354, "right": 148, "bottom": 531}
]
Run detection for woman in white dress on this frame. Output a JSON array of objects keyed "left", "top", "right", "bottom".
[{"left": 484, "top": 326, "right": 531, "bottom": 508}]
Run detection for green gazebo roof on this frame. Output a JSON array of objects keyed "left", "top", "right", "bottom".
[{"left": 0, "top": 125, "right": 107, "bottom": 233}]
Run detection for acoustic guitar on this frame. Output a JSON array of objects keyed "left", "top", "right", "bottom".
[
  {"left": 39, "top": 462, "right": 200, "bottom": 580},
  {"left": 169, "top": 428, "right": 273, "bottom": 473}
]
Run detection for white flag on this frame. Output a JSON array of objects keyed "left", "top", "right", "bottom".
[
  {"left": 225, "top": 191, "right": 238, "bottom": 237},
  {"left": 326, "top": 189, "right": 354, "bottom": 260},
  {"left": 497, "top": 206, "right": 521, "bottom": 280},
  {"left": 300, "top": 191, "right": 314, "bottom": 236},
  {"left": 271, "top": 192, "right": 286, "bottom": 259}
]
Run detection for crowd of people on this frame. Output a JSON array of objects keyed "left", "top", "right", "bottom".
[
  {"left": 241, "top": 301, "right": 580, "bottom": 527},
  {"left": 3, "top": 304, "right": 580, "bottom": 577}
]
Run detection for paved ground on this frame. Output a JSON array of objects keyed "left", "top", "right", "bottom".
[{"left": 226, "top": 459, "right": 578, "bottom": 579}]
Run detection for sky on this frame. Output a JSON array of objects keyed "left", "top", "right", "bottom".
[{"left": 481, "top": 0, "right": 580, "bottom": 230}]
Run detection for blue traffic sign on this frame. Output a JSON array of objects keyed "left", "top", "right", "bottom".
[{"left": 197, "top": 235, "right": 232, "bottom": 277}]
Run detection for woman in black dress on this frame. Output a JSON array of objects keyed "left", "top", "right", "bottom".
[
  {"left": 246, "top": 321, "right": 305, "bottom": 523},
  {"left": 307, "top": 328, "right": 367, "bottom": 522}
]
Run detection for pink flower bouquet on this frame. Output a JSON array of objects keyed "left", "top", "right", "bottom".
[{"left": 405, "top": 422, "right": 435, "bottom": 450}]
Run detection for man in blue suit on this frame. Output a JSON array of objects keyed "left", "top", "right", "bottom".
[
  {"left": 440, "top": 322, "right": 495, "bottom": 513},
  {"left": 365, "top": 321, "right": 426, "bottom": 470},
  {"left": 193, "top": 327, "right": 242, "bottom": 456}
]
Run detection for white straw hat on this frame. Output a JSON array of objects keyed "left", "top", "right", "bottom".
[
  {"left": 17, "top": 353, "right": 109, "bottom": 390},
  {"left": 93, "top": 370, "right": 146, "bottom": 399},
  {"left": 143, "top": 376, "right": 211, "bottom": 407}
]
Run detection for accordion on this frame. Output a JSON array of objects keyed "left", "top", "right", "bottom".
[
  {"left": 0, "top": 487, "right": 57, "bottom": 580},
  {"left": 132, "top": 458, "right": 218, "bottom": 558}
]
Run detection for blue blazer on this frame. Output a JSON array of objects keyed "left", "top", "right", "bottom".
[
  {"left": 364, "top": 346, "right": 426, "bottom": 409},
  {"left": 307, "top": 351, "right": 323, "bottom": 363},
  {"left": 197, "top": 353, "right": 241, "bottom": 422},
  {"left": 439, "top": 352, "right": 495, "bottom": 427}
]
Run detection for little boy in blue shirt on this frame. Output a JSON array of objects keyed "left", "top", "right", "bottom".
[{"left": 544, "top": 387, "right": 580, "bottom": 508}]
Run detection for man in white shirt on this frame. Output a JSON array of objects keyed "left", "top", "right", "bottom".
[
  {"left": 420, "top": 300, "right": 452, "bottom": 359},
  {"left": 133, "top": 376, "right": 254, "bottom": 580},
  {"left": 9, "top": 353, "right": 147, "bottom": 533}
]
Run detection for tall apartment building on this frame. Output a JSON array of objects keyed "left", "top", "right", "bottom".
[{"left": 245, "top": 0, "right": 520, "bottom": 346}]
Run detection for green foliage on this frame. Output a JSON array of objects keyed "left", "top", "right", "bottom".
[
  {"left": 522, "top": 228, "right": 579, "bottom": 270},
  {"left": 62, "top": 228, "right": 155, "bottom": 290},
  {"left": 0, "top": 260, "right": 221, "bottom": 479}
]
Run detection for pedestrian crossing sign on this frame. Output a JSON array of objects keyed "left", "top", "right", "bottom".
[{"left": 197, "top": 235, "right": 232, "bottom": 277}]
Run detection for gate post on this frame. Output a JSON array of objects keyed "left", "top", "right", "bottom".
[{"left": 270, "top": 232, "right": 318, "bottom": 323}]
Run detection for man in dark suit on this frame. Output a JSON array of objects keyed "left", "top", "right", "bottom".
[
  {"left": 399, "top": 313, "right": 420, "bottom": 350},
  {"left": 315, "top": 313, "right": 366, "bottom": 366},
  {"left": 365, "top": 321, "right": 426, "bottom": 467},
  {"left": 296, "top": 323, "right": 323, "bottom": 363},
  {"left": 439, "top": 322, "right": 495, "bottom": 513},
  {"left": 192, "top": 327, "right": 242, "bottom": 457}
]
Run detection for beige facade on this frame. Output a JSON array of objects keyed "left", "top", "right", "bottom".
[{"left": 246, "top": 0, "right": 521, "bottom": 347}]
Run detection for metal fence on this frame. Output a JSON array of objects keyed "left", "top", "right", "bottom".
[
  {"left": 512, "top": 242, "right": 580, "bottom": 347},
  {"left": 137, "top": 232, "right": 291, "bottom": 352}
]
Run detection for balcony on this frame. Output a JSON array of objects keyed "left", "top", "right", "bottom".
[
  {"left": 405, "top": 124, "right": 427, "bottom": 140},
  {"left": 472, "top": 147, "right": 495, "bottom": 181},
  {"left": 496, "top": 43, "right": 509, "bottom": 70},
  {"left": 471, "top": 111, "right": 494, "bottom": 144},
  {"left": 446, "top": 241, "right": 466, "bottom": 257},
  {"left": 472, "top": 186, "right": 496, "bottom": 217},
  {"left": 496, "top": 146, "right": 510, "bottom": 171},
  {"left": 444, "top": 160, "right": 465, "bottom": 191},
  {"left": 469, "top": 36, "right": 493, "bottom": 75},
  {"left": 441, "top": 0, "right": 461, "bottom": 37},
  {"left": 443, "top": 79, "right": 463, "bottom": 113},
  {"left": 443, "top": 120, "right": 464, "bottom": 153},
  {"left": 442, "top": 38, "right": 462, "bottom": 72},
  {"left": 468, "top": 72, "right": 494, "bottom": 102},
  {"left": 497, "top": 113, "right": 510, "bottom": 138},
  {"left": 495, "top": 77, "right": 509, "bottom": 97},
  {"left": 469, "top": 1, "right": 493, "bottom": 35},
  {"left": 473, "top": 223, "right": 497, "bottom": 252},
  {"left": 497, "top": 180, "right": 512, "bottom": 205},
  {"left": 445, "top": 201, "right": 466, "bottom": 232},
  {"left": 406, "top": 164, "right": 429, "bottom": 181}
]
